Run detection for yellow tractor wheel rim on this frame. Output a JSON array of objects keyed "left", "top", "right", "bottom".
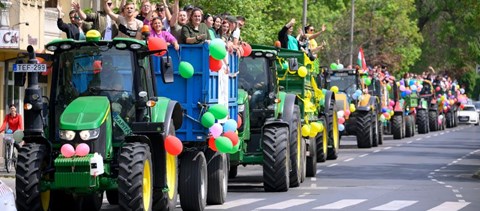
[
  {"left": 333, "top": 111, "right": 339, "bottom": 149},
  {"left": 143, "top": 160, "right": 152, "bottom": 210},
  {"left": 323, "top": 129, "right": 328, "bottom": 155},
  {"left": 41, "top": 190, "right": 50, "bottom": 211},
  {"left": 166, "top": 153, "right": 177, "bottom": 199},
  {"left": 296, "top": 121, "right": 301, "bottom": 171}
]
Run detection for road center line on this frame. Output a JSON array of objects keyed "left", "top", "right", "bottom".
[
  {"left": 359, "top": 154, "right": 369, "bottom": 158},
  {"left": 384, "top": 147, "right": 392, "bottom": 150},
  {"left": 427, "top": 136, "right": 431, "bottom": 138},
  {"left": 344, "top": 158, "right": 354, "bottom": 162},
  {"left": 416, "top": 138, "right": 422, "bottom": 141},
  {"left": 327, "top": 163, "right": 338, "bottom": 167},
  {"left": 407, "top": 141, "right": 413, "bottom": 144},
  {"left": 257, "top": 199, "right": 315, "bottom": 209},
  {"left": 373, "top": 150, "right": 381, "bottom": 153}
]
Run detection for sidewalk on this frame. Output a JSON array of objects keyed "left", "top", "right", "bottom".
[{"left": 0, "top": 160, "right": 15, "bottom": 178}]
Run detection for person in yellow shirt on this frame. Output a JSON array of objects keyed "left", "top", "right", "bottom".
[{"left": 304, "top": 24, "right": 326, "bottom": 57}]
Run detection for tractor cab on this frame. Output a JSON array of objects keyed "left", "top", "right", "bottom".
[{"left": 325, "top": 68, "right": 359, "bottom": 109}]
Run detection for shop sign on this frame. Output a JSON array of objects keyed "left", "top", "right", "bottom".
[{"left": 0, "top": 29, "right": 20, "bottom": 48}]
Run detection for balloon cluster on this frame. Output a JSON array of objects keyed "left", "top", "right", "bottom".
[
  {"left": 329, "top": 63, "right": 344, "bottom": 70},
  {"left": 397, "top": 79, "right": 424, "bottom": 98},
  {"left": 351, "top": 89, "right": 363, "bottom": 100},
  {"left": 60, "top": 143, "right": 91, "bottom": 158},
  {"left": 209, "top": 38, "right": 227, "bottom": 72},
  {"left": 148, "top": 36, "right": 194, "bottom": 79},
  {"left": 201, "top": 104, "right": 241, "bottom": 154},
  {"left": 379, "top": 100, "right": 396, "bottom": 122},
  {"left": 337, "top": 110, "right": 349, "bottom": 132},
  {"left": 301, "top": 122, "right": 324, "bottom": 138}
]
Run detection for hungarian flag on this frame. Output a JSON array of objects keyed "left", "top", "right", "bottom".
[{"left": 357, "top": 47, "right": 367, "bottom": 71}]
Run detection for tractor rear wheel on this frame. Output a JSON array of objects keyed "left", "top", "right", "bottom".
[
  {"left": 15, "top": 143, "right": 49, "bottom": 211},
  {"left": 429, "top": 110, "right": 438, "bottom": 131},
  {"left": 206, "top": 150, "right": 228, "bottom": 205},
  {"left": 179, "top": 151, "right": 208, "bottom": 211},
  {"left": 263, "top": 125, "right": 290, "bottom": 192},
  {"left": 316, "top": 118, "right": 327, "bottom": 162},
  {"left": 405, "top": 115, "right": 413, "bottom": 137},
  {"left": 289, "top": 106, "right": 303, "bottom": 187},
  {"left": 372, "top": 112, "right": 379, "bottom": 147},
  {"left": 392, "top": 114, "right": 403, "bottom": 139},
  {"left": 326, "top": 99, "right": 339, "bottom": 159},
  {"left": 417, "top": 109, "right": 429, "bottom": 134},
  {"left": 356, "top": 111, "right": 373, "bottom": 148},
  {"left": 306, "top": 136, "right": 317, "bottom": 177},
  {"left": 377, "top": 115, "right": 384, "bottom": 145},
  {"left": 446, "top": 111, "right": 453, "bottom": 128},
  {"left": 118, "top": 142, "right": 153, "bottom": 211}
]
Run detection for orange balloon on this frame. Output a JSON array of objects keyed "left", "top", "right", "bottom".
[
  {"left": 93, "top": 60, "right": 102, "bottom": 74},
  {"left": 223, "top": 131, "right": 239, "bottom": 146},
  {"left": 209, "top": 55, "right": 222, "bottom": 72},
  {"left": 148, "top": 37, "right": 168, "bottom": 56},
  {"left": 242, "top": 42, "right": 252, "bottom": 57},
  {"left": 274, "top": 40, "right": 281, "bottom": 48},
  {"left": 165, "top": 135, "right": 183, "bottom": 155},
  {"left": 208, "top": 136, "right": 218, "bottom": 151},
  {"left": 237, "top": 114, "right": 242, "bottom": 128}
]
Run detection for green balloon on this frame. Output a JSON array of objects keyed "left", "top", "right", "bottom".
[
  {"left": 282, "top": 62, "right": 288, "bottom": 70},
  {"left": 387, "top": 84, "right": 392, "bottom": 91},
  {"left": 201, "top": 112, "right": 215, "bottom": 128},
  {"left": 209, "top": 38, "right": 227, "bottom": 60},
  {"left": 215, "top": 136, "right": 233, "bottom": 153},
  {"left": 364, "top": 78, "right": 372, "bottom": 86},
  {"left": 179, "top": 61, "right": 194, "bottom": 79},
  {"left": 229, "top": 139, "right": 241, "bottom": 154},
  {"left": 330, "top": 63, "right": 337, "bottom": 70},
  {"left": 208, "top": 104, "right": 229, "bottom": 119}
]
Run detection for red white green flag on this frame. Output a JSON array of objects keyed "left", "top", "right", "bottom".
[{"left": 357, "top": 47, "right": 367, "bottom": 71}]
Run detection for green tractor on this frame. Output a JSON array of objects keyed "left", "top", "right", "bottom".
[
  {"left": 14, "top": 34, "right": 183, "bottom": 211},
  {"left": 322, "top": 68, "right": 380, "bottom": 148},
  {"left": 274, "top": 47, "right": 339, "bottom": 164},
  {"left": 232, "top": 47, "right": 302, "bottom": 191}
]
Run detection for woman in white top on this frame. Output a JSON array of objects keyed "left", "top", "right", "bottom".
[{"left": 105, "top": 2, "right": 143, "bottom": 39}]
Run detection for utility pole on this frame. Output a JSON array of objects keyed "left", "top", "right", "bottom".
[
  {"left": 349, "top": 0, "right": 355, "bottom": 66},
  {"left": 302, "top": 0, "right": 307, "bottom": 31}
]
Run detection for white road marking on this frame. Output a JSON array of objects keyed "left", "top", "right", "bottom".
[
  {"left": 407, "top": 141, "right": 413, "bottom": 144},
  {"left": 206, "top": 198, "right": 265, "bottom": 209},
  {"left": 434, "top": 169, "right": 440, "bottom": 172},
  {"left": 373, "top": 150, "right": 381, "bottom": 153},
  {"left": 369, "top": 200, "right": 418, "bottom": 211},
  {"left": 426, "top": 202, "right": 470, "bottom": 211},
  {"left": 344, "top": 158, "right": 354, "bottom": 162},
  {"left": 311, "top": 177, "right": 317, "bottom": 182},
  {"left": 438, "top": 181, "right": 445, "bottom": 185},
  {"left": 434, "top": 134, "right": 438, "bottom": 137},
  {"left": 455, "top": 194, "right": 463, "bottom": 198},
  {"left": 445, "top": 185, "right": 452, "bottom": 188},
  {"left": 452, "top": 189, "right": 459, "bottom": 193},
  {"left": 430, "top": 172, "right": 435, "bottom": 174},
  {"left": 257, "top": 199, "right": 315, "bottom": 209},
  {"left": 359, "top": 154, "right": 369, "bottom": 157},
  {"left": 458, "top": 200, "right": 466, "bottom": 203},
  {"left": 440, "top": 132, "right": 444, "bottom": 135},
  {"left": 427, "top": 136, "right": 431, "bottom": 138},
  {"left": 396, "top": 144, "right": 402, "bottom": 147},
  {"left": 314, "top": 199, "right": 367, "bottom": 209},
  {"left": 441, "top": 166, "right": 446, "bottom": 169},
  {"left": 452, "top": 160, "right": 458, "bottom": 163},
  {"left": 299, "top": 192, "right": 310, "bottom": 197},
  {"left": 316, "top": 170, "right": 322, "bottom": 174},
  {"left": 416, "top": 138, "right": 422, "bottom": 141},
  {"left": 327, "top": 163, "right": 338, "bottom": 167},
  {"left": 384, "top": 147, "right": 392, "bottom": 150}
]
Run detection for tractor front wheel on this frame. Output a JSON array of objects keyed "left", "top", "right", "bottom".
[
  {"left": 179, "top": 151, "right": 208, "bottom": 211},
  {"left": 263, "top": 125, "right": 290, "bottom": 192},
  {"left": 417, "top": 109, "right": 429, "bottom": 134},
  {"left": 206, "top": 150, "right": 228, "bottom": 205},
  {"left": 356, "top": 111, "right": 373, "bottom": 148}
]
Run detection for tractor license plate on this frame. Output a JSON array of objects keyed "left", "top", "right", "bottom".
[{"left": 13, "top": 64, "right": 47, "bottom": 72}]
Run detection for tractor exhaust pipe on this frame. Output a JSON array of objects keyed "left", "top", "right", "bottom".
[{"left": 23, "top": 45, "right": 44, "bottom": 134}]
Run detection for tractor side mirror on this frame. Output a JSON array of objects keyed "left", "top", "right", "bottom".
[
  {"left": 288, "top": 58, "right": 298, "bottom": 71},
  {"left": 160, "top": 56, "right": 174, "bottom": 84}
]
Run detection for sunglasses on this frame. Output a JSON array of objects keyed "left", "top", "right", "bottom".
[
  {"left": 308, "top": 28, "right": 314, "bottom": 32},
  {"left": 107, "top": 2, "right": 113, "bottom": 6},
  {"left": 71, "top": 16, "right": 80, "bottom": 20}
]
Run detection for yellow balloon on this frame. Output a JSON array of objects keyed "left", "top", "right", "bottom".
[
  {"left": 301, "top": 124, "right": 311, "bottom": 137},
  {"left": 330, "top": 86, "right": 339, "bottom": 94},
  {"left": 309, "top": 129, "right": 318, "bottom": 138},
  {"left": 349, "top": 104, "right": 356, "bottom": 113},
  {"left": 310, "top": 122, "right": 324, "bottom": 133},
  {"left": 298, "top": 66, "right": 308, "bottom": 77}
]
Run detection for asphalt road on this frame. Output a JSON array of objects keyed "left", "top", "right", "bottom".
[{"left": 2, "top": 124, "right": 479, "bottom": 211}]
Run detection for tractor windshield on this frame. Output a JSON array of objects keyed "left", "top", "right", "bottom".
[
  {"left": 239, "top": 57, "right": 269, "bottom": 109},
  {"left": 330, "top": 74, "right": 357, "bottom": 97},
  {"left": 54, "top": 47, "right": 134, "bottom": 103}
]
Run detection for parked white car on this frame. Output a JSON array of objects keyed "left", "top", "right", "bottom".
[{"left": 458, "top": 104, "right": 480, "bottom": 125}]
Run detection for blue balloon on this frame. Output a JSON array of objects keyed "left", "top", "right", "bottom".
[
  {"left": 223, "top": 119, "right": 237, "bottom": 132},
  {"left": 352, "top": 93, "right": 359, "bottom": 100},
  {"left": 338, "top": 124, "right": 345, "bottom": 131},
  {"left": 6, "top": 129, "right": 12, "bottom": 134},
  {"left": 401, "top": 91, "right": 407, "bottom": 98},
  {"left": 409, "top": 79, "right": 415, "bottom": 86},
  {"left": 355, "top": 90, "right": 362, "bottom": 96},
  {"left": 381, "top": 108, "right": 387, "bottom": 113}
]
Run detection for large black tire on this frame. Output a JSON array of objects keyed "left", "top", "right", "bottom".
[
  {"left": 326, "top": 99, "right": 339, "bottom": 159},
  {"left": 392, "top": 114, "right": 403, "bottom": 139},
  {"left": 179, "top": 151, "right": 208, "bottom": 211},
  {"left": 289, "top": 106, "right": 303, "bottom": 187},
  {"left": 263, "top": 125, "right": 290, "bottom": 192},
  {"left": 153, "top": 121, "right": 179, "bottom": 211},
  {"left": 417, "top": 109, "right": 429, "bottom": 134},
  {"left": 377, "top": 116, "right": 384, "bottom": 145},
  {"left": 118, "top": 142, "right": 153, "bottom": 211},
  {"left": 454, "top": 110, "right": 459, "bottom": 127},
  {"left": 306, "top": 136, "right": 317, "bottom": 177},
  {"left": 446, "top": 111, "right": 453, "bottom": 128},
  {"left": 316, "top": 118, "right": 327, "bottom": 162},
  {"left": 429, "top": 110, "right": 438, "bottom": 131},
  {"left": 405, "top": 115, "right": 413, "bottom": 137},
  {"left": 356, "top": 111, "right": 373, "bottom": 148},
  {"left": 372, "top": 112, "right": 379, "bottom": 147},
  {"left": 206, "top": 150, "right": 228, "bottom": 205},
  {"left": 15, "top": 143, "right": 49, "bottom": 211},
  {"left": 80, "top": 191, "right": 104, "bottom": 211},
  {"left": 410, "top": 115, "right": 416, "bottom": 137}
]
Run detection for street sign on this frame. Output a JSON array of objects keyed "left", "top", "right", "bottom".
[{"left": 13, "top": 64, "right": 46, "bottom": 72}]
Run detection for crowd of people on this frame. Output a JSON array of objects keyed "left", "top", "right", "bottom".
[{"left": 57, "top": 0, "right": 247, "bottom": 54}]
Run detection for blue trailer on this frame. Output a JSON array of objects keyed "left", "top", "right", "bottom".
[{"left": 154, "top": 43, "right": 238, "bottom": 210}]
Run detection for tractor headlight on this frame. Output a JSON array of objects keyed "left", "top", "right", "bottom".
[
  {"left": 79, "top": 128, "right": 100, "bottom": 140},
  {"left": 238, "top": 104, "right": 245, "bottom": 112},
  {"left": 59, "top": 130, "right": 76, "bottom": 141}
]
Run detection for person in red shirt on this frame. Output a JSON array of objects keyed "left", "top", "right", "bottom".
[
  {"left": 1, "top": 104, "right": 23, "bottom": 150},
  {"left": 0, "top": 104, "right": 23, "bottom": 133}
]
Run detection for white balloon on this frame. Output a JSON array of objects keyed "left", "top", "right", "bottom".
[{"left": 337, "top": 110, "right": 345, "bottom": 118}]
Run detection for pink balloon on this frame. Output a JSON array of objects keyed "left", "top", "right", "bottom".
[
  {"left": 61, "top": 144, "right": 75, "bottom": 158},
  {"left": 75, "top": 143, "right": 90, "bottom": 157},
  {"left": 209, "top": 123, "right": 223, "bottom": 138},
  {"left": 338, "top": 117, "right": 345, "bottom": 124},
  {"left": 344, "top": 110, "right": 351, "bottom": 117},
  {"left": 389, "top": 100, "right": 395, "bottom": 107}
]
